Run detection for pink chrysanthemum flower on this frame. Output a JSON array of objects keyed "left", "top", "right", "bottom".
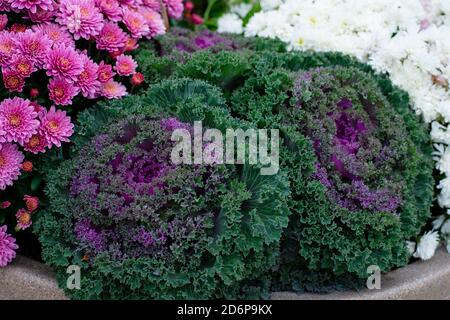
[
  {"left": 27, "top": 7, "right": 55, "bottom": 23},
  {"left": 0, "top": 0, "right": 11, "bottom": 11},
  {"left": 101, "top": 79, "right": 127, "bottom": 99},
  {"left": 23, "top": 195, "right": 39, "bottom": 212},
  {"left": 45, "top": 44, "right": 83, "bottom": 82},
  {"left": 48, "top": 77, "right": 80, "bottom": 105},
  {"left": 2, "top": 69, "right": 25, "bottom": 93},
  {"left": 23, "top": 133, "right": 47, "bottom": 154},
  {"left": 0, "top": 14, "right": 7, "bottom": 31},
  {"left": 74, "top": 53, "right": 100, "bottom": 98},
  {"left": 0, "top": 225, "right": 18, "bottom": 267},
  {"left": 15, "top": 209, "right": 32, "bottom": 231},
  {"left": 0, "top": 143, "right": 24, "bottom": 190},
  {"left": 163, "top": 0, "right": 183, "bottom": 19},
  {"left": 0, "top": 32, "right": 15, "bottom": 67},
  {"left": 8, "top": 0, "right": 53, "bottom": 13},
  {"left": 13, "top": 29, "right": 51, "bottom": 67},
  {"left": 140, "top": 7, "right": 165, "bottom": 38},
  {"left": 95, "top": 0, "right": 122, "bottom": 21},
  {"left": 10, "top": 55, "right": 36, "bottom": 78},
  {"left": 114, "top": 54, "right": 137, "bottom": 76},
  {"left": 56, "top": 0, "right": 104, "bottom": 40},
  {"left": 142, "top": 0, "right": 159, "bottom": 10},
  {"left": 97, "top": 61, "right": 115, "bottom": 83},
  {"left": 32, "top": 23, "right": 75, "bottom": 48},
  {"left": 38, "top": 106, "right": 74, "bottom": 147},
  {"left": 95, "top": 22, "right": 127, "bottom": 53},
  {"left": 122, "top": 8, "right": 149, "bottom": 38},
  {"left": 0, "top": 97, "right": 39, "bottom": 145},
  {"left": 123, "top": 37, "right": 138, "bottom": 52}
]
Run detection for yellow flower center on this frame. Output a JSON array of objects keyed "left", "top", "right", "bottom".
[
  {"left": 6, "top": 75, "right": 20, "bottom": 87},
  {"left": 19, "top": 212, "right": 31, "bottom": 225},
  {"left": 59, "top": 57, "right": 70, "bottom": 68},
  {"left": 17, "top": 62, "right": 30, "bottom": 74},
  {"left": 54, "top": 88, "right": 65, "bottom": 98},
  {"left": 48, "top": 120, "right": 59, "bottom": 132},
  {"left": 9, "top": 114, "right": 21, "bottom": 127},
  {"left": 28, "top": 136, "right": 40, "bottom": 147},
  {"left": 298, "top": 37, "right": 305, "bottom": 46},
  {"left": 0, "top": 156, "right": 5, "bottom": 167}
]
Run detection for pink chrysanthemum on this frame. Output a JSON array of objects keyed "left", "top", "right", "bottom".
[
  {"left": 32, "top": 23, "right": 75, "bottom": 48},
  {"left": 23, "top": 195, "right": 39, "bottom": 212},
  {"left": 123, "top": 37, "right": 138, "bottom": 52},
  {"left": 0, "top": 143, "right": 24, "bottom": 190},
  {"left": 10, "top": 55, "right": 36, "bottom": 78},
  {"left": 8, "top": 0, "right": 53, "bottom": 13},
  {"left": 95, "top": 0, "right": 122, "bottom": 21},
  {"left": 142, "top": 0, "right": 159, "bottom": 10},
  {"left": 0, "top": 225, "right": 18, "bottom": 267},
  {"left": 27, "top": 7, "right": 55, "bottom": 23},
  {"left": 13, "top": 29, "right": 51, "bottom": 67},
  {"left": 0, "top": 97, "right": 39, "bottom": 145},
  {"left": 38, "top": 106, "right": 74, "bottom": 147},
  {"left": 0, "top": 0, "right": 12, "bottom": 11},
  {"left": 163, "top": 0, "right": 183, "bottom": 19},
  {"left": 15, "top": 209, "right": 32, "bottom": 231},
  {"left": 101, "top": 79, "right": 127, "bottom": 99},
  {"left": 114, "top": 54, "right": 137, "bottom": 76},
  {"left": 0, "top": 14, "right": 7, "bottom": 31},
  {"left": 0, "top": 32, "right": 15, "bottom": 67},
  {"left": 45, "top": 44, "right": 83, "bottom": 82},
  {"left": 140, "top": 7, "right": 165, "bottom": 38},
  {"left": 56, "top": 0, "right": 104, "bottom": 40},
  {"left": 23, "top": 133, "right": 47, "bottom": 154},
  {"left": 95, "top": 22, "right": 127, "bottom": 53},
  {"left": 2, "top": 69, "right": 25, "bottom": 93},
  {"left": 74, "top": 53, "right": 100, "bottom": 98},
  {"left": 122, "top": 8, "right": 149, "bottom": 38},
  {"left": 48, "top": 77, "right": 80, "bottom": 105},
  {"left": 97, "top": 61, "right": 115, "bottom": 83}
]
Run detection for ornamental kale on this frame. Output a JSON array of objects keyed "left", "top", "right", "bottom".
[{"left": 35, "top": 86, "right": 291, "bottom": 299}]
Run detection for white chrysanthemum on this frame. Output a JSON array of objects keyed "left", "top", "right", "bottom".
[
  {"left": 406, "top": 240, "right": 416, "bottom": 255},
  {"left": 260, "top": 0, "right": 283, "bottom": 11},
  {"left": 441, "top": 219, "right": 450, "bottom": 235},
  {"left": 446, "top": 237, "right": 450, "bottom": 253},
  {"left": 433, "top": 144, "right": 450, "bottom": 174},
  {"left": 231, "top": 3, "right": 253, "bottom": 18},
  {"left": 217, "top": 13, "right": 244, "bottom": 34},
  {"left": 438, "top": 177, "right": 450, "bottom": 208},
  {"left": 413, "top": 231, "right": 440, "bottom": 260},
  {"left": 432, "top": 214, "right": 446, "bottom": 230},
  {"left": 431, "top": 122, "right": 450, "bottom": 144}
]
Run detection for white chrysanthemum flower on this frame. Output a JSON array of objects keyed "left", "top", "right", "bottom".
[
  {"left": 260, "top": 0, "right": 283, "bottom": 11},
  {"left": 441, "top": 219, "right": 450, "bottom": 235},
  {"left": 431, "top": 122, "right": 450, "bottom": 145},
  {"left": 406, "top": 240, "right": 416, "bottom": 255},
  {"left": 217, "top": 13, "right": 244, "bottom": 34},
  {"left": 446, "top": 237, "right": 450, "bottom": 253},
  {"left": 231, "top": 3, "right": 253, "bottom": 18},
  {"left": 433, "top": 144, "right": 450, "bottom": 174},
  {"left": 432, "top": 214, "right": 446, "bottom": 230},
  {"left": 413, "top": 231, "right": 440, "bottom": 260}
]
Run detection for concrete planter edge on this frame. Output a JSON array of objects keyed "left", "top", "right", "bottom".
[{"left": 1, "top": 249, "right": 450, "bottom": 300}]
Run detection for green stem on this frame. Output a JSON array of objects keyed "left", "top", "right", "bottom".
[{"left": 203, "top": 0, "right": 218, "bottom": 22}]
